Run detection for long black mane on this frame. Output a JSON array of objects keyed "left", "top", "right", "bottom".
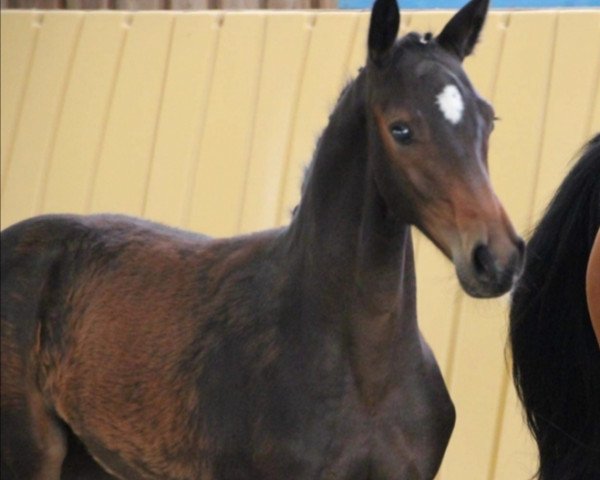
[{"left": 509, "top": 134, "right": 600, "bottom": 479}]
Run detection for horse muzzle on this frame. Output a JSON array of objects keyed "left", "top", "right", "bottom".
[{"left": 455, "top": 236, "right": 525, "bottom": 298}]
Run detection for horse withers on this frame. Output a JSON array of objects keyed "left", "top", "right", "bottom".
[{"left": 1, "top": 0, "right": 524, "bottom": 478}]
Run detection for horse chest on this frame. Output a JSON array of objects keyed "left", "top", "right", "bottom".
[
  {"left": 335, "top": 380, "right": 452, "bottom": 478},
  {"left": 243, "top": 355, "right": 454, "bottom": 480}
]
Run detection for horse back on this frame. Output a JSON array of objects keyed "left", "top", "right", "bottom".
[{"left": 1, "top": 213, "right": 209, "bottom": 357}]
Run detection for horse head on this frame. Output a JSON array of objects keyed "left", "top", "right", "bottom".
[{"left": 365, "top": 0, "right": 524, "bottom": 298}]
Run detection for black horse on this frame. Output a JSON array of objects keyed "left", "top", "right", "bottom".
[
  {"left": 1, "top": 0, "right": 524, "bottom": 478},
  {"left": 510, "top": 134, "right": 600, "bottom": 480}
]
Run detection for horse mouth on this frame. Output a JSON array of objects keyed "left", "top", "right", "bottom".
[{"left": 456, "top": 267, "right": 518, "bottom": 298}]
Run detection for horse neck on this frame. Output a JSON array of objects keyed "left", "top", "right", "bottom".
[{"left": 285, "top": 73, "right": 419, "bottom": 403}]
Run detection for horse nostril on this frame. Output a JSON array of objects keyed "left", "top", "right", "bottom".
[
  {"left": 472, "top": 243, "right": 495, "bottom": 279},
  {"left": 468, "top": 241, "right": 523, "bottom": 296}
]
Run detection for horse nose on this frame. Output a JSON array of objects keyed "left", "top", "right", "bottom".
[{"left": 472, "top": 238, "right": 525, "bottom": 294}]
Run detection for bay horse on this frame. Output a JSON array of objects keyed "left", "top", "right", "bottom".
[
  {"left": 1, "top": 0, "right": 525, "bottom": 478},
  {"left": 510, "top": 134, "right": 600, "bottom": 480}
]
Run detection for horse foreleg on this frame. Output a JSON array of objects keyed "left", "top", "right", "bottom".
[
  {"left": 1, "top": 392, "right": 67, "bottom": 480},
  {"left": 1, "top": 322, "right": 67, "bottom": 480}
]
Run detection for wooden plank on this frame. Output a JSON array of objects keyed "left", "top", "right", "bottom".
[
  {"left": 316, "top": 0, "right": 337, "bottom": 8},
  {"left": 493, "top": 380, "right": 537, "bottom": 480},
  {"left": 344, "top": 11, "right": 370, "bottom": 77},
  {"left": 170, "top": 0, "right": 210, "bottom": 9},
  {"left": 10, "top": 0, "right": 64, "bottom": 7},
  {"left": 591, "top": 90, "right": 600, "bottom": 138},
  {"left": 143, "top": 12, "right": 221, "bottom": 227},
  {"left": 415, "top": 239, "right": 461, "bottom": 379},
  {"left": 0, "top": 11, "right": 39, "bottom": 197},
  {"left": 238, "top": 13, "right": 312, "bottom": 233},
  {"left": 405, "top": 10, "right": 452, "bottom": 39},
  {"left": 464, "top": 12, "right": 510, "bottom": 100},
  {"left": 530, "top": 11, "right": 600, "bottom": 223},
  {"left": 442, "top": 12, "right": 558, "bottom": 480},
  {"left": 66, "top": 0, "right": 112, "bottom": 9},
  {"left": 41, "top": 13, "right": 127, "bottom": 215},
  {"left": 277, "top": 11, "right": 359, "bottom": 226},
  {"left": 89, "top": 13, "right": 173, "bottom": 216},
  {"left": 486, "top": 12, "right": 558, "bottom": 234},
  {"left": 444, "top": 297, "right": 513, "bottom": 480},
  {"left": 266, "top": 0, "right": 309, "bottom": 8},
  {"left": 219, "top": 0, "right": 262, "bottom": 8},
  {"left": 115, "top": 0, "right": 165, "bottom": 9},
  {"left": 186, "top": 13, "right": 265, "bottom": 236},
  {"left": 0, "top": 12, "right": 83, "bottom": 230}
]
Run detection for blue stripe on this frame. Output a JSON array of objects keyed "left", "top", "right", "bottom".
[{"left": 340, "top": 0, "right": 600, "bottom": 8}]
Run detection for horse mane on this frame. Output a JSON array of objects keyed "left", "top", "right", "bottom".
[
  {"left": 509, "top": 134, "right": 600, "bottom": 479},
  {"left": 298, "top": 69, "right": 368, "bottom": 204},
  {"left": 297, "top": 32, "right": 427, "bottom": 204}
]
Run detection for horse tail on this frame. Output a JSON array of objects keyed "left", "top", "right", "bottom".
[{"left": 509, "top": 133, "right": 600, "bottom": 479}]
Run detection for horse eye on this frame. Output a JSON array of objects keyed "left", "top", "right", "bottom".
[{"left": 390, "top": 123, "right": 413, "bottom": 145}]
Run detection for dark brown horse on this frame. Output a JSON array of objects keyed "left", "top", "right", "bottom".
[{"left": 1, "top": 0, "right": 524, "bottom": 478}]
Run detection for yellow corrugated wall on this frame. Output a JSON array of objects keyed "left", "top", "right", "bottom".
[{"left": 1, "top": 8, "right": 599, "bottom": 479}]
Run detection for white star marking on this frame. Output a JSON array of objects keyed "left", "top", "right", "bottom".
[{"left": 436, "top": 84, "right": 464, "bottom": 125}]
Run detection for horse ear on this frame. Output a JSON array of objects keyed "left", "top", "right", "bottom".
[
  {"left": 437, "top": 0, "right": 489, "bottom": 61},
  {"left": 368, "top": 0, "right": 400, "bottom": 66}
]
